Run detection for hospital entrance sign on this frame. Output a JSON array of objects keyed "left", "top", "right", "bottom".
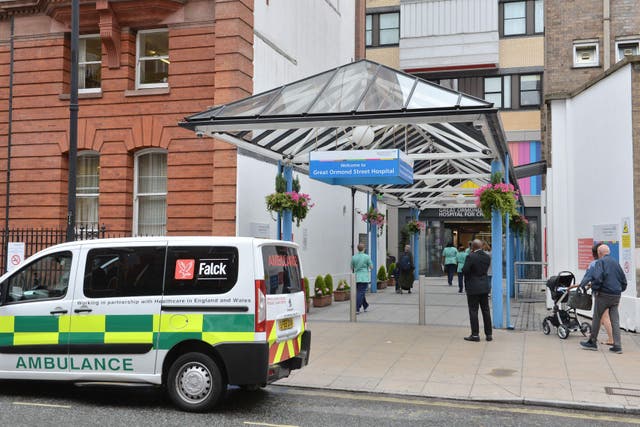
[{"left": 309, "top": 149, "right": 413, "bottom": 185}]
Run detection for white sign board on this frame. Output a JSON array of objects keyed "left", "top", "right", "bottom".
[
  {"left": 7, "top": 242, "right": 25, "bottom": 272},
  {"left": 250, "top": 222, "right": 271, "bottom": 239}
]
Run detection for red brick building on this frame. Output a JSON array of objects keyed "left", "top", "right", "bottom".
[{"left": 0, "top": 0, "right": 253, "bottom": 236}]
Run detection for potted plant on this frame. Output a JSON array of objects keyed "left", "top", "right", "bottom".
[
  {"left": 303, "top": 277, "right": 311, "bottom": 312},
  {"left": 265, "top": 191, "right": 315, "bottom": 227},
  {"left": 265, "top": 173, "right": 315, "bottom": 227},
  {"left": 360, "top": 206, "right": 385, "bottom": 236},
  {"left": 312, "top": 275, "right": 332, "bottom": 307},
  {"left": 377, "top": 265, "right": 388, "bottom": 289},
  {"left": 324, "top": 273, "right": 334, "bottom": 296},
  {"left": 388, "top": 262, "right": 397, "bottom": 287},
  {"left": 404, "top": 219, "right": 425, "bottom": 235},
  {"left": 510, "top": 213, "right": 529, "bottom": 237},
  {"left": 334, "top": 279, "right": 351, "bottom": 301},
  {"left": 474, "top": 172, "right": 518, "bottom": 219}
]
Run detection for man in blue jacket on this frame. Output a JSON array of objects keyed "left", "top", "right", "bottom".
[{"left": 580, "top": 244, "right": 627, "bottom": 354}]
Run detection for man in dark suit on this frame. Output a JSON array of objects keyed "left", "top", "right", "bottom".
[{"left": 461, "top": 239, "right": 493, "bottom": 342}]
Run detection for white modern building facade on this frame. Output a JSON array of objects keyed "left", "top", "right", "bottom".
[
  {"left": 547, "top": 60, "right": 639, "bottom": 331},
  {"left": 236, "top": 1, "right": 386, "bottom": 283}
]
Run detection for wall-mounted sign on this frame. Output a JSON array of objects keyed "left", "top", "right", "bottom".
[
  {"left": 309, "top": 149, "right": 413, "bottom": 185},
  {"left": 594, "top": 223, "right": 619, "bottom": 262},
  {"left": 7, "top": 242, "right": 25, "bottom": 272},
  {"left": 423, "top": 208, "right": 484, "bottom": 218},
  {"left": 577, "top": 237, "right": 594, "bottom": 270}
]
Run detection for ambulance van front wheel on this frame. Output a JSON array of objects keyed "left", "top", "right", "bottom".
[{"left": 167, "top": 352, "right": 225, "bottom": 412}]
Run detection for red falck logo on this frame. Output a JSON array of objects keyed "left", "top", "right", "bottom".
[{"left": 175, "top": 259, "right": 195, "bottom": 280}]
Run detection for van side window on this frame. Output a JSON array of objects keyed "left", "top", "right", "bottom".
[
  {"left": 165, "top": 246, "right": 239, "bottom": 295},
  {"left": 262, "top": 245, "right": 302, "bottom": 294},
  {"left": 4, "top": 251, "right": 72, "bottom": 303},
  {"left": 83, "top": 246, "right": 166, "bottom": 298}
]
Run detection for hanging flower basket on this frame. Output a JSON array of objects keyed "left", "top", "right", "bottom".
[
  {"left": 361, "top": 206, "right": 385, "bottom": 237},
  {"left": 404, "top": 219, "right": 425, "bottom": 235},
  {"left": 474, "top": 173, "right": 518, "bottom": 219},
  {"left": 265, "top": 191, "right": 314, "bottom": 227},
  {"left": 510, "top": 213, "right": 529, "bottom": 237}
]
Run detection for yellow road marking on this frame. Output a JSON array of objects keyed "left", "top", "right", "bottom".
[
  {"left": 13, "top": 401, "right": 72, "bottom": 409},
  {"left": 291, "top": 388, "right": 640, "bottom": 424},
  {"left": 244, "top": 422, "right": 298, "bottom": 427}
]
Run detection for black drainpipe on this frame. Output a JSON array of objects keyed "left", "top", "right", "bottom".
[{"left": 4, "top": 16, "right": 14, "bottom": 271}]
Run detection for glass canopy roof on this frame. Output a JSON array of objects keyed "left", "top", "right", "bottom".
[
  {"left": 187, "top": 60, "right": 490, "bottom": 122},
  {"left": 180, "top": 60, "right": 519, "bottom": 209}
]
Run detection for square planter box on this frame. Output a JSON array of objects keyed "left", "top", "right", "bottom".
[
  {"left": 377, "top": 280, "right": 388, "bottom": 289},
  {"left": 312, "top": 294, "right": 332, "bottom": 307},
  {"left": 333, "top": 290, "right": 350, "bottom": 301}
]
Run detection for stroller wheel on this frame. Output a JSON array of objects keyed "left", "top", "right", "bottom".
[
  {"left": 542, "top": 319, "right": 552, "bottom": 335},
  {"left": 580, "top": 322, "right": 591, "bottom": 337},
  {"left": 557, "top": 324, "right": 569, "bottom": 339}
]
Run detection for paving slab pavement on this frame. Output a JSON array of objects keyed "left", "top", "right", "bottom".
[{"left": 277, "top": 277, "right": 640, "bottom": 412}]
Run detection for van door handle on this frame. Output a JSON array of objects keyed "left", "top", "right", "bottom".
[
  {"left": 74, "top": 308, "right": 93, "bottom": 314},
  {"left": 50, "top": 309, "right": 68, "bottom": 315}
]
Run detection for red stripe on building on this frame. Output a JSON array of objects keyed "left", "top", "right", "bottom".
[{"left": 404, "top": 63, "right": 498, "bottom": 73}]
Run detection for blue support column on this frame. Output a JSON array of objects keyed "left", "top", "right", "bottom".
[
  {"left": 276, "top": 161, "right": 282, "bottom": 240},
  {"left": 413, "top": 208, "right": 420, "bottom": 281},
  {"left": 282, "top": 164, "right": 293, "bottom": 241},
  {"left": 504, "top": 154, "right": 514, "bottom": 329},
  {"left": 491, "top": 160, "right": 503, "bottom": 329},
  {"left": 370, "top": 196, "right": 378, "bottom": 293}
]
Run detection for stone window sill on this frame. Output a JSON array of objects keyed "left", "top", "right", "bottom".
[
  {"left": 124, "top": 87, "right": 171, "bottom": 97},
  {"left": 59, "top": 91, "right": 103, "bottom": 100}
]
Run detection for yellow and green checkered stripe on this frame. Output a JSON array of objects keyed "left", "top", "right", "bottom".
[{"left": 0, "top": 314, "right": 255, "bottom": 351}]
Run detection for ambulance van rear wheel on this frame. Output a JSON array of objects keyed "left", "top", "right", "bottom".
[{"left": 167, "top": 352, "right": 225, "bottom": 412}]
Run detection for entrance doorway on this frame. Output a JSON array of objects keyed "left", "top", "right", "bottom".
[{"left": 425, "top": 220, "right": 491, "bottom": 276}]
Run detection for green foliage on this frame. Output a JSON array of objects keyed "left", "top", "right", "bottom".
[
  {"left": 275, "top": 172, "right": 286, "bottom": 193},
  {"left": 276, "top": 172, "right": 301, "bottom": 193},
  {"left": 491, "top": 171, "right": 503, "bottom": 185},
  {"left": 303, "top": 277, "right": 310, "bottom": 300},
  {"left": 361, "top": 206, "right": 385, "bottom": 237},
  {"left": 510, "top": 213, "right": 529, "bottom": 237},
  {"left": 265, "top": 191, "right": 314, "bottom": 227},
  {"left": 265, "top": 192, "right": 293, "bottom": 213},
  {"left": 336, "top": 279, "right": 350, "bottom": 291},
  {"left": 404, "top": 220, "right": 424, "bottom": 235},
  {"left": 314, "top": 275, "right": 325, "bottom": 297},
  {"left": 377, "top": 265, "right": 387, "bottom": 281},
  {"left": 388, "top": 262, "right": 397, "bottom": 276},
  {"left": 324, "top": 274, "right": 334, "bottom": 294},
  {"left": 475, "top": 173, "right": 518, "bottom": 220}
]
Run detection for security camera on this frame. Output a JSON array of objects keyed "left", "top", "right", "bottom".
[
  {"left": 195, "top": 130, "right": 205, "bottom": 138},
  {"left": 482, "top": 148, "right": 492, "bottom": 156},
  {"left": 473, "top": 122, "right": 483, "bottom": 131}
]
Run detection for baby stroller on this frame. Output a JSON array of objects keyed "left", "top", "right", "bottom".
[{"left": 542, "top": 271, "right": 592, "bottom": 339}]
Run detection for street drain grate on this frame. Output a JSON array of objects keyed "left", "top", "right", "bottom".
[{"left": 605, "top": 387, "right": 640, "bottom": 397}]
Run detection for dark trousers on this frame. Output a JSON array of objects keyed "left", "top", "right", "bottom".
[
  {"left": 458, "top": 272, "right": 464, "bottom": 292},
  {"left": 589, "top": 292, "right": 621, "bottom": 347},
  {"left": 467, "top": 293, "right": 492, "bottom": 337},
  {"left": 446, "top": 264, "right": 456, "bottom": 285},
  {"left": 356, "top": 282, "right": 369, "bottom": 312}
]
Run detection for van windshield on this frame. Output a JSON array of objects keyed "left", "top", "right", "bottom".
[{"left": 261, "top": 245, "right": 302, "bottom": 294}]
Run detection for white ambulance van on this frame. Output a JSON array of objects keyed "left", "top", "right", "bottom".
[{"left": 0, "top": 237, "right": 310, "bottom": 412}]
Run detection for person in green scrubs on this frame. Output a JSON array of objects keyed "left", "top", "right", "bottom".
[
  {"left": 442, "top": 242, "right": 458, "bottom": 286},
  {"left": 456, "top": 245, "right": 469, "bottom": 293}
]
